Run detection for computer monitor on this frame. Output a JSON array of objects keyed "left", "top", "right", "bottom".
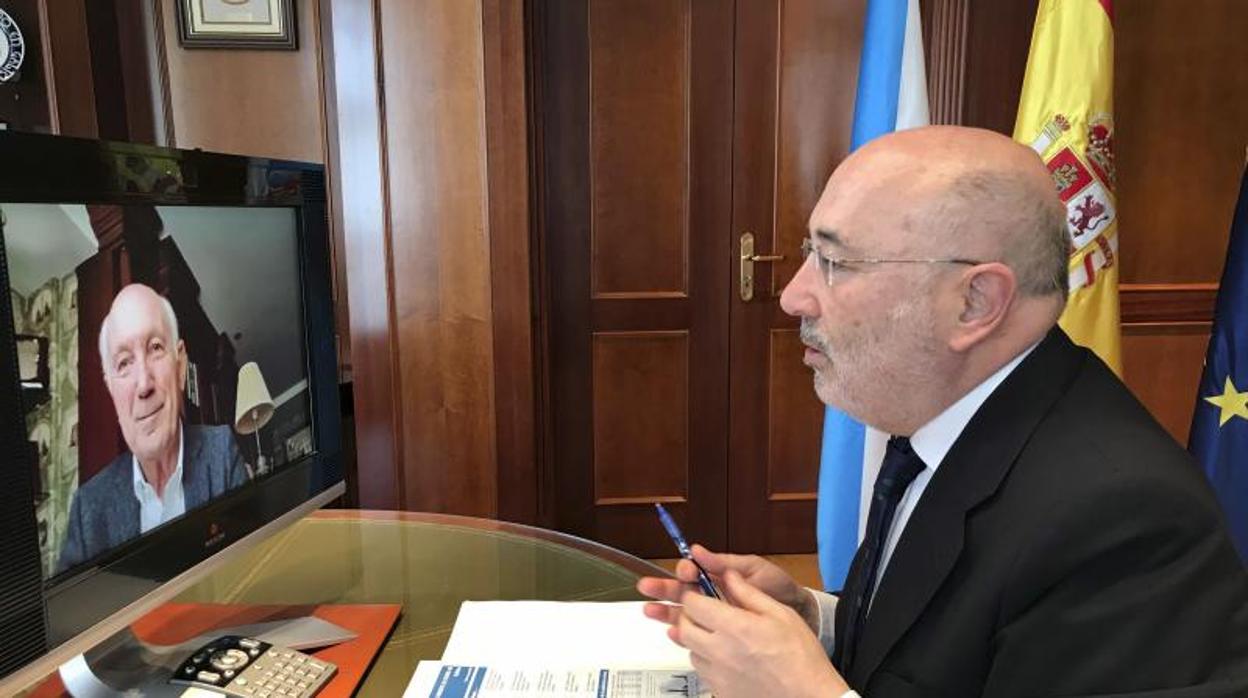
[{"left": 0, "top": 132, "right": 345, "bottom": 690}]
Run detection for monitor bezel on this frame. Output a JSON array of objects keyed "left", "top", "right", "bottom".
[{"left": 0, "top": 132, "right": 344, "bottom": 687}]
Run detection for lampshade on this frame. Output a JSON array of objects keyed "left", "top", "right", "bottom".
[{"left": 234, "top": 361, "right": 275, "bottom": 435}]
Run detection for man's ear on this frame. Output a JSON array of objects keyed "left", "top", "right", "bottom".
[{"left": 950, "top": 263, "right": 1015, "bottom": 353}]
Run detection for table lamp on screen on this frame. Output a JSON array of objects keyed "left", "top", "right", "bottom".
[{"left": 235, "top": 361, "right": 275, "bottom": 475}]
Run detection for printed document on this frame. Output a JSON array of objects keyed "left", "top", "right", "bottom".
[
  {"left": 404, "top": 662, "right": 710, "bottom": 698},
  {"left": 441, "top": 601, "right": 691, "bottom": 669},
  {"left": 403, "top": 601, "right": 703, "bottom": 698}
]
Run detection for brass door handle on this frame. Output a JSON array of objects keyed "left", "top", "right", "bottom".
[{"left": 739, "top": 232, "right": 784, "bottom": 301}]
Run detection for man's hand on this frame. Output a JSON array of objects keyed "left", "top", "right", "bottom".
[
  {"left": 636, "top": 544, "right": 820, "bottom": 633},
  {"left": 674, "top": 570, "right": 850, "bottom": 698}
]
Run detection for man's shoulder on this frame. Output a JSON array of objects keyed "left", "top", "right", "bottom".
[
  {"left": 69, "top": 452, "right": 139, "bottom": 530},
  {"left": 186, "top": 422, "right": 234, "bottom": 440},
  {"left": 1031, "top": 354, "right": 1195, "bottom": 479},
  {"left": 970, "top": 342, "right": 1219, "bottom": 540},
  {"left": 181, "top": 424, "right": 245, "bottom": 500},
  {"left": 75, "top": 453, "right": 133, "bottom": 503},
  {"left": 185, "top": 424, "right": 239, "bottom": 456},
  {"left": 1004, "top": 353, "right": 1224, "bottom": 537}
]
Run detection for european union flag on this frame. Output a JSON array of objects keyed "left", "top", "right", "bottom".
[{"left": 1189, "top": 166, "right": 1248, "bottom": 563}]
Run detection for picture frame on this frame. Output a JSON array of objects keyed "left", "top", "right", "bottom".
[
  {"left": 285, "top": 425, "right": 313, "bottom": 463},
  {"left": 175, "top": 0, "right": 297, "bottom": 50},
  {"left": 185, "top": 361, "right": 199, "bottom": 407},
  {"left": 16, "top": 333, "right": 49, "bottom": 409}
]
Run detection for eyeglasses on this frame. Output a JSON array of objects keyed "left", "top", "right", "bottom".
[{"left": 800, "top": 238, "right": 984, "bottom": 286}]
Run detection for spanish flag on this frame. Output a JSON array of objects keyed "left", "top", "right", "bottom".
[{"left": 1013, "top": 0, "right": 1121, "bottom": 374}]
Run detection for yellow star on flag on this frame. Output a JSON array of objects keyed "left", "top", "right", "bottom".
[{"left": 1204, "top": 376, "right": 1248, "bottom": 427}]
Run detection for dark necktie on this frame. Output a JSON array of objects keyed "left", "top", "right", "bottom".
[{"left": 835, "top": 436, "right": 926, "bottom": 674}]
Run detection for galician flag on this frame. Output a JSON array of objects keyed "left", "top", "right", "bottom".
[
  {"left": 817, "top": 0, "right": 929, "bottom": 590},
  {"left": 1013, "top": 0, "right": 1122, "bottom": 374},
  {"left": 1189, "top": 165, "right": 1248, "bottom": 562}
]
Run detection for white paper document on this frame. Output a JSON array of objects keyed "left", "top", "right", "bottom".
[
  {"left": 403, "top": 601, "right": 702, "bottom": 698},
  {"left": 440, "top": 601, "right": 691, "bottom": 669},
  {"left": 404, "top": 662, "right": 710, "bottom": 698}
]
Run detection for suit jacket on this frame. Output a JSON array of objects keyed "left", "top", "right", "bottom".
[
  {"left": 834, "top": 328, "right": 1248, "bottom": 697},
  {"left": 57, "top": 424, "right": 249, "bottom": 573}
]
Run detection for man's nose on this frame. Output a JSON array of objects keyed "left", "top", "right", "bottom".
[
  {"left": 779, "top": 256, "right": 819, "bottom": 319},
  {"left": 135, "top": 361, "right": 156, "bottom": 399}
]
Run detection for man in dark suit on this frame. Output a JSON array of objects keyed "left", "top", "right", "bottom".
[
  {"left": 638, "top": 126, "right": 1248, "bottom": 696},
  {"left": 58, "top": 284, "right": 248, "bottom": 573}
]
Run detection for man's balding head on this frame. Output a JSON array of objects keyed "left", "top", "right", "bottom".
[
  {"left": 782, "top": 126, "right": 1070, "bottom": 434},
  {"left": 820, "top": 126, "right": 1069, "bottom": 301}
]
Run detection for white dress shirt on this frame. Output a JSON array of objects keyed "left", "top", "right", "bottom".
[
  {"left": 132, "top": 425, "right": 186, "bottom": 533},
  {"left": 814, "top": 344, "right": 1038, "bottom": 697}
]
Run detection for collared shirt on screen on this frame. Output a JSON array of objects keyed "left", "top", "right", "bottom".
[{"left": 131, "top": 424, "right": 186, "bottom": 533}]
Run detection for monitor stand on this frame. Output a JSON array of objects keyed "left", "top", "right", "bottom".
[{"left": 57, "top": 615, "right": 355, "bottom": 697}]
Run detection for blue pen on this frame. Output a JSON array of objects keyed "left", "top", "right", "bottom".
[{"left": 654, "top": 503, "right": 723, "bottom": 600}]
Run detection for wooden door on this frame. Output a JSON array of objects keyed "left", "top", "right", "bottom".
[
  {"left": 537, "top": 0, "right": 865, "bottom": 557},
  {"left": 727, "top": 0, "right": 867, "bottom": 553},
  {"left": 536, "top": 0, "right": 735, "bottom": 556}
]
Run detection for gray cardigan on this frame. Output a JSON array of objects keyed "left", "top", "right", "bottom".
[{"left": 57, "top": 424, "right": 249, "bottom": 573}]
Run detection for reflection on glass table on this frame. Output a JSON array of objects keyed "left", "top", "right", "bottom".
[
  {"left": 18, "top": 510, "right": 666, "bottom": 697},
  {"left": 169, "top": 510, "right": 661, "bottom": 696}
]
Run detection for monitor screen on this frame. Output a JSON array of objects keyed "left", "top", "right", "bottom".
[
  {"left": 4, "top": 202, "right": 314, "bottom": 581},
  {"left": 0, "top": 135, "right": 342, "bottom": 689}
]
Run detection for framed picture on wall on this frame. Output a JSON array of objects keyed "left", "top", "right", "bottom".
[
  {"left": 175, "top": 0, "right": 297, "bottom": 50},
  {"left": 185, "top": 361, "right": 200, "bottom": 407},
  {"left": 285, "top": 425, "right": 313, "bottom": 463}
]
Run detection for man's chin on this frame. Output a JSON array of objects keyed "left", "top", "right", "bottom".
[
  {"left": 812, "top": 374, "right": 857, "bottom": 413},
  {"left": 812, "top": 374, "right": 839, "bottom": 408},
  {"left": 129, "top": 428, "right": 179, "bottom": 462}
]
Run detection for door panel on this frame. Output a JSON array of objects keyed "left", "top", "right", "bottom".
[
  {"left": 589, "top": 0, "right": 690, "bottom": 297},
  {"left": 592, "top": 331, "right": 690, "bottom": 504},
  {"left": 540, "top": 0, "right": 734, "bottom": 556},
  {"left": 728, "top": 0, "right": 867, "bottom": 554}
]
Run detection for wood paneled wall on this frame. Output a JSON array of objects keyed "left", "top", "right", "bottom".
[
  {"left": 1116, "top": 1, "right": 1248, "bottom": 284},
  {"left": 148, "top": 0, "right": 326, "bottom": 162},
  {"left": 2, "top": 1, "right": 177, "bottom": 143},
  {"left": 378, "top": 0, "right": 497, "bottom": 514},
  {"left": 83, "top": 0, "right": 159, "bottom": 143},
  {"left": 1115, "top": 1, "right": 1248, "bottom": 441},
  {"left": 39, "top": 0, "right": 98, "bottom": 138},
  {"left": 318, "top": 0, "right": 396, "bottom": 508},
  {"left": 0, "top": 0, "right": 96, "bottom": 137},
  {"left": 483, "top": 0, "right": 538, "bottom": 522},
  {"left": 0, "top": 0, "right": 50, "bottom": 132},
  {"left": 321, "top": 0, "right": 534, "bottom": 516},
  {"left": 924, "top": 0, "right": 1248, "bottom": 443}
]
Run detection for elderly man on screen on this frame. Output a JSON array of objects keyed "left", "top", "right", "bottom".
[
  {"left": 58, "top": 283, "right": 248, "bottom": 573},
  {"left": 639, "top": 127, "right": 1248, "bottom": 697}
]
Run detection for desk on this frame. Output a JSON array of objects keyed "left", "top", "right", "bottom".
[{"left": 166, "top": 510, "right": 663, "bottom": 695}]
